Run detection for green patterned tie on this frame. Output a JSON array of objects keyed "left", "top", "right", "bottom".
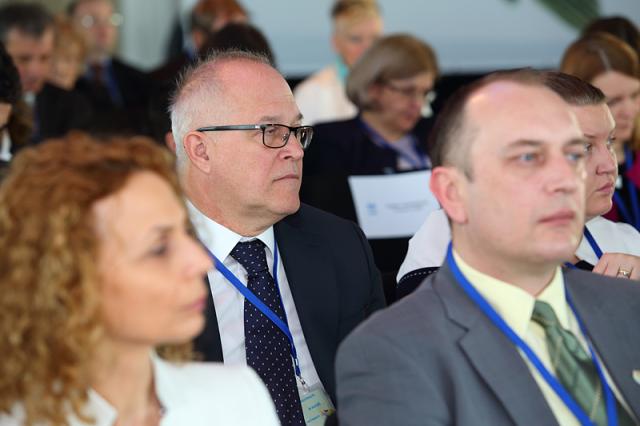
[{"left": 531, "top": 301, "right": 635, "bottom": 426}]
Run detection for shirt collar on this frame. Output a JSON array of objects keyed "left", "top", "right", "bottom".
[
  {"left": 186, "top": 199, "right": 275, "bottom": 260},
  {"left": 452, "top": 249, "right": 568, "bottom": 337}
]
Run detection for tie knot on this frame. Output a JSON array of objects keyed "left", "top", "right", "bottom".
[
  {"left": 531, "top": 300, "right": 560, "bottom": 329},
  {"left": 230, "top": 239, "right": 269, "bottom": 275}
]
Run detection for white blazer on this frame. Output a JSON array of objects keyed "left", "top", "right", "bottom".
[{"left": 1, "top": 356, "right": 279, "bottom": 426}]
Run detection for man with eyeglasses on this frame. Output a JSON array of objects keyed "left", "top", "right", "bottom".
[
  {"left": 0, "top": 3, "right": 91, "bottom": 143},
  {"left": 68, "top": 0, "right": 150, "bottom": 135},
  {"left": 169, "top": 50, "right": 385, "bottom": 425}
]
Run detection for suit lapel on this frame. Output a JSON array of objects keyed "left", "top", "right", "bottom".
[
  {"left": 435, "top": 264, "right": 559, "bottom": 426},
  {"left": 275, "top": 212, "right": 340, "bottom": 395},
  {"left": 565, "top": 272, "right": 640, "bottom": 419}
]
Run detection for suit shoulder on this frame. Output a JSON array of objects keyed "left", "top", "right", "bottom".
[
  {"left": 154, "top": 360, "right": 278, "bottom": 424},
  {"left": 157, "top": 359, "right": 269, "bottom": 401},
  {"left": 313, "top": 118, "right": 360, "bottom": 136},
  {"left": 348, "top": 275, "right": 449, "bottom": 342},
  {"left": 286, "top": 203, "right": 359, "bottom": 232},
  {"left": 112, "top": 58, "right": 146, "bottom": 76},
  {"left": 565, "top": 268, "right": 640, "bottom": 303}
]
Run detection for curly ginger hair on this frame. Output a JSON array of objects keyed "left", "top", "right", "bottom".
[{"left": 0, "top": 132, "right": 192, "bottom": 426}]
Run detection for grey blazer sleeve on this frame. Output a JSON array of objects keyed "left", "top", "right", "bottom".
[{"left": 335, "top": 322, "right": 449, "bottom": 426}]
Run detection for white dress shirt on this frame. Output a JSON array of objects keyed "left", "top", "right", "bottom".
[
  {"left": 576, "top": 216, "right": 640, "bottom": 265},
  {"left": 398, "top": 210, "right": 640, "bottom": 282},
  {"left": 187, "top": 201, "right": 325, "bottom": 398},
  {"left": 294, "top": 64, "right": 357, "bottom": 125},
  {"left": 1, "top": 354, "right": 278, "bottom": 426},
  {"left": 0, "top": 129, "right": 12, "bottom": 162}
]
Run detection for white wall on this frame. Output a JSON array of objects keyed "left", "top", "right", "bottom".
[{"left": 118, "top": 0, "right": 640, "bottom": 75}]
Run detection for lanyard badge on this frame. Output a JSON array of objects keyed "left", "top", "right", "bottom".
[{"left": 446, "top": 243, "right": 618, "bottom": 426}]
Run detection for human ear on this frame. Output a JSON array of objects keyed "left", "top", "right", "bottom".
[
  {"left": 183, "top": 131, "right": 211, "bottom": 174},
  {"left": 430, "top": 166, "right": 468, "bottom": 224}
]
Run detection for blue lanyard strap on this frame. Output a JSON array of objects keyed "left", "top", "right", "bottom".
[
  {"left": 583, "top": 227, "right": 603, "bottom": 259},
  {"left": 613, "top": 146, "right": 640, "bottom": 230},
  {"left": 446, "top": 243, "right": 617, "bottom": 426},
  {"left": 207, "top": 244, "right": 303, "bottom": 378},
  {"left": 357, "top": 117, "right": 429, "bottom": 170},
  {"left": 565, "top": 227, "right": 602, "bottom": 269}
]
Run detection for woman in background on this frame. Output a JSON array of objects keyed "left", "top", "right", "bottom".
[
  {"left": 304, "top": 33, "right": 439, "bottom": 176},
  {"left": 0, "top": 133, "right": 278, "bottom": 426},
  {"left": 561, "top": 32, "right": 640, "bottom": 231},
  {"left": 48, "top": 16, "right": 88, "bottom": 91}
]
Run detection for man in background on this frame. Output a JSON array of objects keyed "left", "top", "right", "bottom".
[
  {"left": 294, "top": 0, "right": 382, "bottom": 125},
  {"left": 69, "top": 0, "right": 150, "bottom": 134},
  {"left": 0, "top": 3, "right": 90, "bottom": 142}
]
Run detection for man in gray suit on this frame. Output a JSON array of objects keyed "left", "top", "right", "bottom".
[{"left": 335, "top": 69, "right": 640, "bottom": 425}]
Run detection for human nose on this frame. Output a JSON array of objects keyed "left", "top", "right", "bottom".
[
  {"left": 545, "top": 152, "right": 583, "bottom": 194},
  {"left": 281, "top": 132, "right": 305, "bottom": 160},
  {"left": 594, "top": 143, "right": 617, "bottom": 175}
]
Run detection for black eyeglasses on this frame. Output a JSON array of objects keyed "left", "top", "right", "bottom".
[
  {"left": 196, "top": 124, "right": 314, "bottom": 149},
  {"left": 384, "top": 83, "right": 436, "bottom": 103}
]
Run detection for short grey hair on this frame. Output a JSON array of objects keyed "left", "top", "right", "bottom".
[{"left": 168, "top": 49, "right": 271, "bottom": 173}]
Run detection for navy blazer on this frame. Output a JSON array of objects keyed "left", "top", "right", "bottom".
[
  {"left": 303, "top": 116, "right": 433, "bottom": 176},
  {"left": 193, "top": 203, "right": 386, "bottom": 402},
  {"left": 74, "top": 58, "right": 152, "bottom": 135},
  {"left": 33, "top": 83, "right": 92, "bottom": 143}
]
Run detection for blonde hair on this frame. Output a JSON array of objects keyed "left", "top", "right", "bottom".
[
  {"left": 53, "top": 15, "right": 87, "bottom": 61},
  {"left": 0, "top": 132, "right": 191, "bottom": 426},
  {"left": 331, "top": 0, "right": 380, "bottom": 23}
]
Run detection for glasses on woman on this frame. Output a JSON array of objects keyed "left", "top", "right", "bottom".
[{"left": 196, "top": 124, "right": 314, "bottom": 149}]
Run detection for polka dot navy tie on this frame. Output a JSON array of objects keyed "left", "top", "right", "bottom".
[{"left": 230, "top": 240, "right": 305, "bottom": 425}]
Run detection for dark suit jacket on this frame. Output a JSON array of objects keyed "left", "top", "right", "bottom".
[
  {"left": 301, "top": 117, "right": 433, "bottom": 294},
  {"left": 33, "top": 83, "right": 92, "bottom": 143},
  {"left": 150, "top": 51, "right": 192, "bottom": 84},
  {"left": 336, "top": 264, "right": 640, "bottom": 425},
  {"left": 304, "top": 116, "right": 432, "bottom": 177},
  {"left": 194, "top": 203, "right": 386, "bottom": 402},
  {"left": 75, "top": 58, "right": 152, "bottom": 135}
]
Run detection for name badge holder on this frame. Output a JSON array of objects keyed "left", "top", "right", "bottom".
[
  {"left": 358, "top": 117, "right": 430, "bottom": 170},
  {"left": 564, "top": 227, "right": 603, "bottom": 270},
  {"left": 446, "top": 243, "right": 618, "bottom": 426},
  {"left": 207, "top": 245, "right": 335, "bottom": 423}
]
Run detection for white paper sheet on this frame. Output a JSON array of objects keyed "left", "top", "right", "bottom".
[{"left": 348, "top": 170, "right": 440, "bottom": 239}]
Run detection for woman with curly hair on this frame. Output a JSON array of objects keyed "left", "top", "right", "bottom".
[{"left": 0, "top": 132, "right": 278, "bottom": 426}]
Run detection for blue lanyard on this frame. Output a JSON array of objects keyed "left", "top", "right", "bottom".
[
  {"left": 583, "top": 227, "right": 603, "bottom": 259},
  {"left": 206, "top": 244, "right": 304, "bottom": 380},
  {"left": 446, "top": 243, "right": 618, "bottom": 426},
  {"left": 613, "top": 146, "right": 640, "bottom": 230},
  {"left": 358, "top": 117, "right": 430, "bottom": 170},
  {"left": 564, "top": 227, "right": 603, "bottom": 269}
]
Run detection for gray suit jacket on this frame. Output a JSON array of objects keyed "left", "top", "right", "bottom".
[{"left": 336, "top": 264, "right": 640, "bottom": 425}]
